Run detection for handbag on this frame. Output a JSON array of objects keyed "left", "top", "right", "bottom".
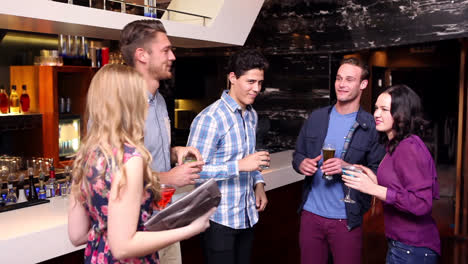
[{"left": 144, "top": 178, "right": 221, "bottom": 231}]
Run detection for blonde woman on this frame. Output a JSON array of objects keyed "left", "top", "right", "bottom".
[{"left": 68, "top": 64, "right": 215, "bottom": 264}]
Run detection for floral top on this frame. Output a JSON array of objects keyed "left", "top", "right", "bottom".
[{"left": 82, "top": 144, "right": 159, "bottom": 264}]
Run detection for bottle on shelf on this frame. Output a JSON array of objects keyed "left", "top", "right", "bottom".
[
  {"left": 66, "top": 35, "right": 73, "bottom": 60},
  {"left": 17, "top": 174, "right": 27, "bottom": 203},
  {"left": 0, "top": 85, "right": 9, "bottom": 114},
  {"left": 27, "top": 167, "right": 38, "bottom": 201},
  {"left": 66, "top": 97, "right": 71, "bottom": 113},
  {"left": 5, "top": 174, "right": 17, "bottom": 205},
  {"left": 72, "top": 35, "right": 79, "bottom": 58},
  {"left": 9, "top": 85, "right": 20, "bottom": 114},
  {"left": 45, "top": 158, "right": 56, "bottom": 198},
  {"left": 20, "top": 85, "right": 30, "bottom": 113},
  {"left": 59, "top": 97, "right": 65, "bottom": 113},
  {"left": 58, "top": 34, "right": 67, "bottom": 58},
  {"left": 38, "top": 169, "right": 47, "bottom": 199},
  {"left": 0, "top": 193, "right": 5, "bottom": 207},
  {"left": 80, "top": 36, "right": 88, "bottom": 60}
]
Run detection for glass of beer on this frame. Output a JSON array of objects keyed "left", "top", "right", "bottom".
[{"left": 322, "top": 143, "right": 335, "bottom": 180}]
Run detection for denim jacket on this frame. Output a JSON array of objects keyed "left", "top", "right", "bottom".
[{"left": 292, "top": 106, "right": 385, "bottom": 230}]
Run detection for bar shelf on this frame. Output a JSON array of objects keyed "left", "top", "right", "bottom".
[{"left": 0, "top": 113, "right": 42, "bottom": 132}]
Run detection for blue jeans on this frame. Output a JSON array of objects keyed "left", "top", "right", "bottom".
[{"left": 386, "top": 239, "right": 439, "bottom": 264}]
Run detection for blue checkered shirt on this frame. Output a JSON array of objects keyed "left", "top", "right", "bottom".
[{"left": 187, "top": 90, "right": 264, "bottom": 229}]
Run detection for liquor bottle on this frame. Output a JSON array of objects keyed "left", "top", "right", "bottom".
[
  {"left": 5, "top": 175, "right": 17, "bottom": 205},
  {"left": 9, "top": 85, "right": 20, "bottom": 114},
  {"left": 80, "top": 36, "right": 88, "bottom": 60},
  {"left": 17, "top": 174, "right": 27, "bottom": 203},
  {"left": 67, "top": 35, "right": 73, "bottom": 59},
  {"left": 0, "top": 193, "right": 5, "bottom": 207},
  {"left": 66, "top": 97, "right": 71, "bottom": 113},
  {"left": 20, "top": 85, "right": 30, "bottom": 113},
  {"left": 55, "top": 179, "right": 61, "bottom": 197},
  {"left": 38, "top": 169, "right": 46, "bottom": 199},
  {"left": 45, "top": 159, "right": 56, "bottom": 198},
  {"left": 0, "top": 85, "right": 8, "bottom": 114},
  {"left": 27, "top": 168, "right": 38, "bottom": 201},
  {"left": 58, "top": 34, "right": 67, "bottom": 57},
  {"left": 72, "top": 35, "right": 79, "bottom": 58}
]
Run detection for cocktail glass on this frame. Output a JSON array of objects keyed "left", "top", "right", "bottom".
[
  {"left": 155, "top": 184, "right": 176, "bottom": 210},
  {"left": 341, "top": 165, "right": 360, "bottom": 204}
]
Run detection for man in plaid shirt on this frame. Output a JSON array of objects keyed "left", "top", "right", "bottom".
[{"left": 187, "top": 49, "right": 270, "bottom": 264}]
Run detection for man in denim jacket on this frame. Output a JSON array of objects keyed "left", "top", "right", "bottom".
[{"left": 292, "top": 57, "right": 385, "bottom": 264}]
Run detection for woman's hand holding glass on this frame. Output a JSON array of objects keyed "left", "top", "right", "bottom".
[{"left": 341, "top": 165, "right": 377, "bottom": 195}]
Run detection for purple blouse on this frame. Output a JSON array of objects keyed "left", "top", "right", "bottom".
[{"left": 377, "top": 135, "right": 440, "bottom": 255}]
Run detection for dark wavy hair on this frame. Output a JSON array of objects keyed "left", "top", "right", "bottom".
[
  {"left": 227, "top": 49, "right": 269, "bottom": 79},
  {"left": 380, "top": 84, "right": 429, "bottom": 154}
]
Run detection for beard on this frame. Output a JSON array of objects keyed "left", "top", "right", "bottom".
[{"left": 149, "top": 62, "right": 173, "bottom": 81}]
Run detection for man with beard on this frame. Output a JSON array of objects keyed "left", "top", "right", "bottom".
[{"left": 120, "top": 19, "right": 204, "bottom": 264}]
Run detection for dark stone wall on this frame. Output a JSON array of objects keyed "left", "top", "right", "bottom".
[
  {"left": 247, "top": 0, "right": 468, "bottom": 152},
  {"left": 247, "top": 0, "right": 468, "bottom": 54},
  {"left": 175, "top": 0, "right": 468, "bottom": 152},
  {"left": 254, "top": 54, "right": 340, "bottom": 152}
]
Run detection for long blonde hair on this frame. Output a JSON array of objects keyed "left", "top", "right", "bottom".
[{"left": 71, "top": 64, "right": 160, "bottom": 203}]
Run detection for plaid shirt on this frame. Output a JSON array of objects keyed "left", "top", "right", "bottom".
[{"left": 187, "top": 90, "right": 264, "bottom": 229}]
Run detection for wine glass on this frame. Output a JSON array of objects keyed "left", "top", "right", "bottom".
[
  {"left": 322, "top": 143, "right": 336, "bottom": 180},
  {"left": 341, "top": 165, "right": 359, "bottom": 204},
  {"left": 155, "top": 184, "right": 177, "bottom": 210}
]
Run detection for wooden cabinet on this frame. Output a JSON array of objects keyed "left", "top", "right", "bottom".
[{"left": 10, "top": 66, "right": 95, "bottom": 162}]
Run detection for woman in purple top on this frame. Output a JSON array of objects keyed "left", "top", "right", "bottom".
[{"left": 342, "top": 84, "right": 440, "bottom": 264}]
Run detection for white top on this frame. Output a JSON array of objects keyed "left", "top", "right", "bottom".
[{"left": 0, "top": 150, "right": 303, "bottom": 263}]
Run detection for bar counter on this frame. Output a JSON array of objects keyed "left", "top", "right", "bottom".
[{"left": 0, "top": 150, "right": 303, "bottom": 263}]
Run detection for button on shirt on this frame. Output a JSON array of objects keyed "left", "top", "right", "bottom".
[
  {"left": 187, "top": 90, "right": 264, "bottom": 229},
  {"left": 145, "top": 90, "right": 171, "bottom": 172}
]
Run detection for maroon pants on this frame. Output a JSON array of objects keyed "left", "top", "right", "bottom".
[{"left": 299, "top": 210, "right": 363, "bottom": 264}]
